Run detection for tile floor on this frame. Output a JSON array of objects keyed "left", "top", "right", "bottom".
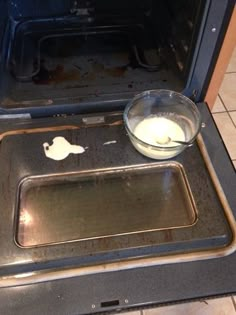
[
  {"left": 212, "top": 46, "right": 236, "bottom": 168},
  {"left": 115, "top": 47, "right": 236, "bottom": 314}
]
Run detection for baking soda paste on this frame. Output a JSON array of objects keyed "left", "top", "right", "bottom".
[
  {"left": 133, "top": 116, "right": 185, "bottom": 159},
  {"left": 43, "top": 136, "right": 85, "bottom": 161}
]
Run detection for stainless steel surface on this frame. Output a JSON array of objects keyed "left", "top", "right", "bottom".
[{"left": 17, "top": 163, "right": 197, "bottom": 247}]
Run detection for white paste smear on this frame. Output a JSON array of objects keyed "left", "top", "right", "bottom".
[
  {"left": 103, "top": 140, "right": 117, "bottom": 145},
  {"left": 43, "top": 136, "right": 85, "bottom": 161}
]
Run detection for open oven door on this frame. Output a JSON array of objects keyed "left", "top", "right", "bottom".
[{"left": 0, "top": 102, "right": 235, "bottom": 314}]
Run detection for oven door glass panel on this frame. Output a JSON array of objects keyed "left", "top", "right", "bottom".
[{"left": 16, "top": 163, "right": 197, "bottom": 247}]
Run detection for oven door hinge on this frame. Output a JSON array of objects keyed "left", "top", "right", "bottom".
[
  {"left": 189, "top": 89, "right": 199, "bottom": 102},
  {"left": 0, "top": 113, "right": 31, "bottom": 120},
  {"left": 82, "top": 116, "right": 105, "bottom": 125}
]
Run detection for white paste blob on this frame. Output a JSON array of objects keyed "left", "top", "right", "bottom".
[{"left": 43, "top": 136, "right": 85, "bottom": 161}]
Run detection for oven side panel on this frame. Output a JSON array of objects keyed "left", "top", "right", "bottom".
[
  {"left": 185, "top": 0, "right": 235, "bottom": 101},
  {"left": 0, "top": 0, "right": 8, "bottom": 84}
]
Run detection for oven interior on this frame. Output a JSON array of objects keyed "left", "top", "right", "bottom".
[{"left": 0, "top": 0, "right": 205, "bottom": 114}]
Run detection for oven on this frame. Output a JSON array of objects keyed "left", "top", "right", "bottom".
[{"left": 0, "top": 1, "right": 236, "bottom": 314}]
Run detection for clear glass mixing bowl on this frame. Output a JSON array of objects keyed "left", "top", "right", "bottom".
[{"left": 123, "top": 90, "right": 202, "bottom": 160}]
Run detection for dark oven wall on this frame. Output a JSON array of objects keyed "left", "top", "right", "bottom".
[
  {"left": 8, "top": 0, "right": 153, "bottom": 19},
  {"left": 0, "top": 0, "right": 7, "bottom": 115},
  {"left": 0, "top": 0, "right": 223, "bottom": 116}
]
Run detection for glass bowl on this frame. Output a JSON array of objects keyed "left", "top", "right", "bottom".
[{"left": 123, "top": 90, "right": 202, "bottom": 160}]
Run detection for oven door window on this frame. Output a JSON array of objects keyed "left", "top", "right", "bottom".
[{"left": 16, "top": 163, "right": 197, "bottom": 247}]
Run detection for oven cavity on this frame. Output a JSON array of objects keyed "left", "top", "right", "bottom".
[{"left": 0, "top": 0, "right": 205, "bottom": 111}]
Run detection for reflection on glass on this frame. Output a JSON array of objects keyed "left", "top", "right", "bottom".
[{"left": 19, "top": 209, "right": 32, "bottom": 225}]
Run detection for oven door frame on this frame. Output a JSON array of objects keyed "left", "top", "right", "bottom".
[{"left": 183, "top": 0, "right": 235, "bottom": 102}]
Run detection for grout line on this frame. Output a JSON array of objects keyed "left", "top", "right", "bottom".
[
  {"left": 218, "top": 94, "right": 228, "bottom": 112},
  {"left": 140, "top": 310, "right": 144, "bottom": 315},
  {"left": 231, "top": 296, "right": 236, "bottom": 312},
  {"left": 211, "top": 110, "right": 227, "bottom": 114},
  {"left": 213, "top": 107, "right": 236, "bottom": 130},
  {"left": 212, "top": 112, "right": 229, "bottom": 116},
  {"left": 228, "top": 112, "right": 236, "bottom": 129},
  {"left": 225, "top": 71, "right": 236, "bottom": 74}
]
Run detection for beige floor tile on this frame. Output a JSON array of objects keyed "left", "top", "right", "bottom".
[
  {"left": 219, "top": 73, "right": 236, "bottom": 111},
  {"left": 226, "top": 47, "right": 236, "bottom": 73},
  {"left": 211, "top": 95, "right": 226, "bottom": 113},
  {"left": 229, "top": 111, "right": 236, "bottom": 125},
  {"left": 116, "top": 312, "right": 141, "bottom": 315},
  {"left": 232, "top": 160, "right": 236, "bottom": 169},
  {"left": 213, "top": 112, "right": 236, "bottom": 160},
  {"left": 143, "top": 297, "right": 236, "bottom": 315}
]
